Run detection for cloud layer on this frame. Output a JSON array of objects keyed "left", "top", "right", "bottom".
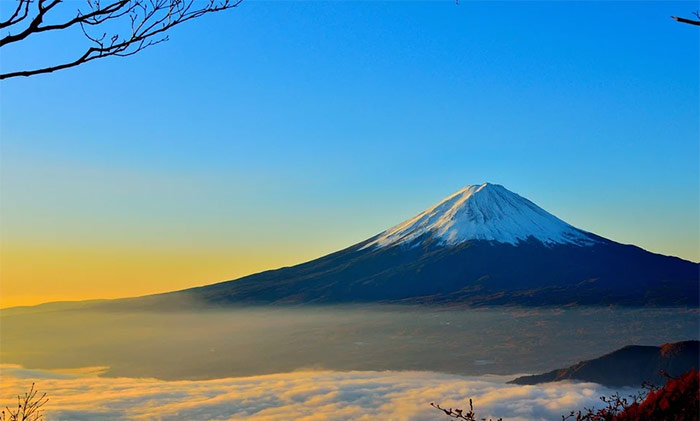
[{"left": 0, "top": 365, "right": 628, "bottom": 421}]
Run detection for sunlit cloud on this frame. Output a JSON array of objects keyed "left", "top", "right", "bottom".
[{"left": 0, "top": 365, "right": 631, "bottom": 420}]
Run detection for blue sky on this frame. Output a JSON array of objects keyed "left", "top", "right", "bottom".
[{"left": 1, "top": 1, "right": 698, "bottom": 304}]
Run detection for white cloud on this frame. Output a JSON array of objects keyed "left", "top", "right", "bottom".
[{"left": 0, "top": 365, "right": 630, "bottom": 421}]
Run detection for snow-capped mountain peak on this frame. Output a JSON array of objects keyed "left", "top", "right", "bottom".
[{"left": 363, "top": 183, "right": 596, "bottom": 249}]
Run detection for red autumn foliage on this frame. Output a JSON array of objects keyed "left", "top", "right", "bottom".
[
  {"left": 562, "top": 369, "right": 699, "bottom": 421},
  {"left": 614, "top": 369, "right": 699, "bottom": 421},
  {"left": 434, "top": 370, "right": 699, "bottom": 421}
]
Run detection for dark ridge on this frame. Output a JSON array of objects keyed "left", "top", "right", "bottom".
[{"left": 510, "top": 340, "right": 700, "bottom": 387}]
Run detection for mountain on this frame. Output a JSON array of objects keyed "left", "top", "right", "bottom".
[
  {"left": 510, "top": 340, "right": 700, "bottom": 387},
  {"left": 155, "top": 183, "right": 697, "bottom": 307}
]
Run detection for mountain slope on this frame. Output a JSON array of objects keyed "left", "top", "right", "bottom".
[
  {"left": 164, "top": 183, "right": 698, "bottom": 307},
  {"left": 510, "top": 340, "right": 700, "bottom": 387}
]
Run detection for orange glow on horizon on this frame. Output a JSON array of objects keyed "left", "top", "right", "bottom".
[{"left": 0, "top": 245, "right": 317, "bottom": 309}]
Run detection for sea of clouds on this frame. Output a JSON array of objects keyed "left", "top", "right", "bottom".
[{"left": 0, "top": 364, "right": 632, "bottom": 421}]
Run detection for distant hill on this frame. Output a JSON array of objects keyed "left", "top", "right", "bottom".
[{"left": 510, "top": 340, "right": 700, "bottom": 387}]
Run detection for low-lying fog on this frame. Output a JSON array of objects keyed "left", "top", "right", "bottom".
[
  {"left": 2, "top": 305, "right": 697, "bottom": 380},
  {"left": 0, "top": 364, "right": 636, "bottom": 420}
]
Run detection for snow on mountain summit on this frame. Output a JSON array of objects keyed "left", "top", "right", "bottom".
[{"left": 364, "top": 183, "right": 596, "bottom": 249}]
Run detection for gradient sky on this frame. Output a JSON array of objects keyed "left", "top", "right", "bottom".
[{"left": 1, "top": 1, "right": 698, "bottom": 308}]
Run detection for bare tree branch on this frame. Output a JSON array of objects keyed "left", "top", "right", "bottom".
[
  {"left": 0, "top": 0, "right": 32, "bottom": 30},
  {"left": 0, "top": 0, "right": 242, "bottom": 79},
  {"left": 671, "top": 11, "right": 700, "bottom": 26},
  {"left": 431, "top": 399, "right": 503, "bottom": 421},
  {"left": 1, "top": 382, "right": 48, "bottom": 421},
  {"left": 0, "top": 0, "right": 63, "bottom": 47}
]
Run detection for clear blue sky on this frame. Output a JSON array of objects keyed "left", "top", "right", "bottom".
[{"left": 1, "top": 1, "right": 698, "bottom": 305}]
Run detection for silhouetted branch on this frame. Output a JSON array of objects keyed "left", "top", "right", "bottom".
[
  {"left": 671, "top": 11, "right": 700, "bottom": 26},
  {"left": 431, "top": 399, "right": 502, "bottom": 421},
  {"left": 0, "top": 0, "right": 32, "bottom": 30},
  {"left": 0, "top": 0, "right": 243, "bottom": 79},
  {"left": 1, "top": 383, "right": 48, "bottom": 421}
]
